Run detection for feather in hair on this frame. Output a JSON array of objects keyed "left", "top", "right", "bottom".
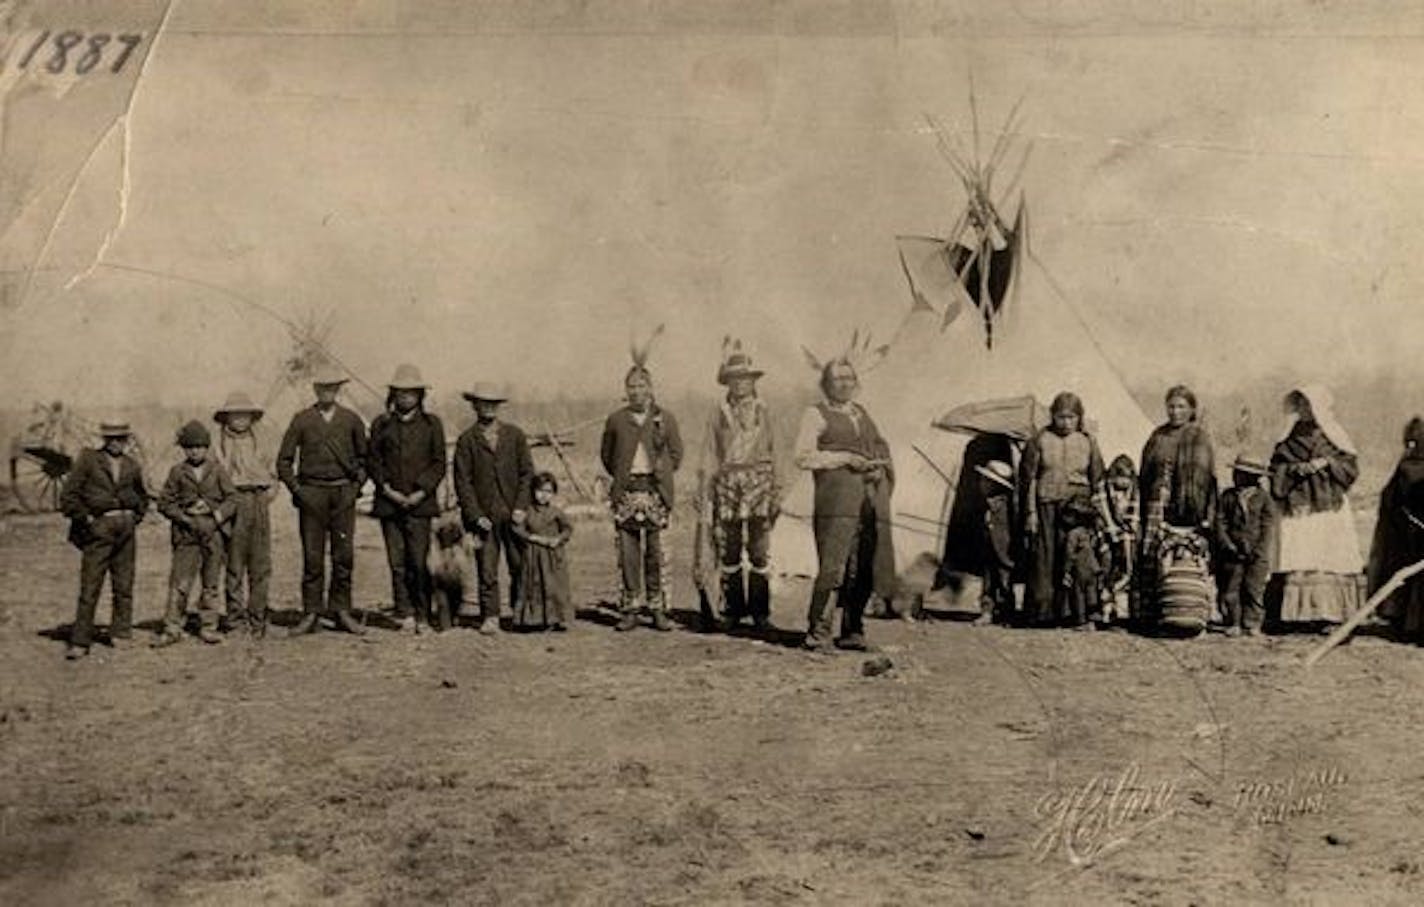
[
  {"left": 801, "top": 346, "right": 825, "bottom": 373},
  {"left": 631, "top": 323, "right": 666, "bottom": 368}
]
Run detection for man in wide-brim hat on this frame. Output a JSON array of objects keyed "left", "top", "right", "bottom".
[
  {"left": 1215, "top": 453, "right": 1277, "bottom": 638},
  {"left": 213, "top": 391, "right": 277, "bottom": 637},
  {"left": 696, "top": 343, "right": 780, "bottom": 634},
  {"left": 276, "top": 362, "right": 370, "bottom": 636},
  {"left": 58, "top": 421, "right": 152, "bottom": 659},
  {"left": 453, "top": 380, "right": 532, "bottom": 634},
  {"left": 370, "top": 364, "right": 447, "bottom": 633}
]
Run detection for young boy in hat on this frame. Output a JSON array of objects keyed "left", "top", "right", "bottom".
[
  {"left": 276, "top": 366, "right": 370, "bottom": 635},
  {"left": 453, "top": 382, "right": 533, "bottom": 634},
  {"left": 973, "top": 460, "right": 1016, "bottom": 626},
  {"left": 155, "top": 421, "right": 237, "bottom": 647},
  {"left": 370, "top": 364, "right": 447, "bottom": 633},
  {"left": 213, "top": 391, "right": 278, "bottom": 637},
  {"left": 1214, "top": 455, "right": 1277, "bottom": 637},
  {"left": 59, "top": 422, "right": 151, "bottom": 660},
  {"left": 696, "top": 340, "right": 780, "bottom": 633}
]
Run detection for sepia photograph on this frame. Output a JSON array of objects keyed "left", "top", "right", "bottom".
[{"left": 2, "top": 1, "right": 1423, "bottom": 903}]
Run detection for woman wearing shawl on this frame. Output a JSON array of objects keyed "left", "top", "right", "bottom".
[
  {"left": 1368, "top": 418, "right": 1424, "bottom": 643},
  {"left": 1019, "top": 392, "right": 1111, "bottom": 629},
  {"left": 1138, "top": 386, "right": 1218, "bottom": 623},
  {"left": 1269, "top": 385, "right": 1364, "bottom": 629}
]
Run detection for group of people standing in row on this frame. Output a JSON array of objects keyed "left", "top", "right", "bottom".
[
  {"left": 51, "top": 329, "right": 1424, "bottom": 661},
  {"left": 998, "top": 382, "right": 1424, "bottom": 643},
  {"left": 54, "top": 334, "right": 898, "bottom": 660}
]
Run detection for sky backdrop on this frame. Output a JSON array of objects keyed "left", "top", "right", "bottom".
[{"left": 2, "top": 0, "right": 1423, "bottom": 411}]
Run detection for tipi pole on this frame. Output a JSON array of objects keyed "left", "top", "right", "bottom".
[
  {"left": 910, "top": 444, "right": 953, "bottom": 486},
  {"left": 543, "top": 420, "right": 593, "bottom": 503},
  {"left": 1304, "top": 559, "right": 1424, "bottom": 667}
]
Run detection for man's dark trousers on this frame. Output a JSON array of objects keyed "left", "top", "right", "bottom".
[
  {"left": 475, "top": 519, "right": 522, "bottom": 621},
  {"left": 73, "top": 515, "right": 137, "bottom": 647},
  {"left": 382, "top": 515, "right": 433, "bottom": 622},
  {"left": 297, "top": 482, "right": 356, "bottom": 615}
]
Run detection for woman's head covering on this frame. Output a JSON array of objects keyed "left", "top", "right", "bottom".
[
  {"left": 1164, "top": 385, "right": 1199, "bottom": 421},
  {"left": 1281, "top": 384, "right": 1357, "bottom": 454}
]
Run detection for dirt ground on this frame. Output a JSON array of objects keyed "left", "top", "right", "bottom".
[{"left": 3, "top": 507, "right": 1424, "bottom": 906}]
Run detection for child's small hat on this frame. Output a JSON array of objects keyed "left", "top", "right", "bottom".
[
  {"left": 214, "top": 391, "right": 264, "bottom": 425},
  {"left": 1231, "top": 455, "right": 1269, "bottom": 476},
  {"left": 973, "top": 460, "right": 1015, "bottom": 491},
  {"left": 177, "top": 420, "right": 212, "bottom": 448}
]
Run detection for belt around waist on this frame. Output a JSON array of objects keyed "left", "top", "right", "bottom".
[
  {"left": 298, "top": 477, "right": 350, "bottom": 487},
  {"left": 235, "top": 484, "right": 271, "bottom": 492},
  {"left": 718, "top": 462, "right": 774, "bottom": 472}
]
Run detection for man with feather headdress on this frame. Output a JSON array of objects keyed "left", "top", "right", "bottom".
[
  {"left": 601, "top": 326, "right": 684, "bottom": 632},
  {"left": 793, "top": 334, "right": 896, "bottom": 652},
  {"left": 695, "top": 339, "right": 781, "bottom": 633}
]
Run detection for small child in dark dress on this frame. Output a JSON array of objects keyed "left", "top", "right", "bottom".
[{"left": 512, "top": 472, "right": 574, "bottom": 631}]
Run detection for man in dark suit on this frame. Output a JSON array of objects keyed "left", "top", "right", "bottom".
[
  {"left": 453, "top": 382, "right": 533, "bottom": 634},
  {"left": 59, "top": 422, "right": 151, "bottom": 660},
  {"left": 601, "top": 366, "right": 684, "bottom": 632},
  {"left": 276, "top": 366, "right": 370, "bottom": 636}
]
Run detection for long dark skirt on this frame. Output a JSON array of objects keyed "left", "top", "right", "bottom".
[{"left": 1024, "top": 499, "right": 1097, "bottom": 626}]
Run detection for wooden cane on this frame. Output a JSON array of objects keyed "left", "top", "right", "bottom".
[{"left": 1304, "top": 558, "right": 1424, "bottom": 667}]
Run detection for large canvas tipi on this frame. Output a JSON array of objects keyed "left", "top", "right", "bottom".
[
  {"left": 773, "top": 250, "right": 1153, "bottom": 588},
  {"left": 771, "top": 103, "right": 1154, "bottom": 592}
]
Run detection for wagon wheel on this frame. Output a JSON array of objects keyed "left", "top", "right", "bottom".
[{"left": 9, "top": 447, "right": 71, "bottom": 513}]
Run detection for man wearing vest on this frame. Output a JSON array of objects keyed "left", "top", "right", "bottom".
[
  {"left": 696, "top": 342, "right": 780, "bottom": 633},
  {"left": 59, "top": 422, "right": 151, "bottom": 660},
  {"left": 792, "top": 357, "right": 896, "bottom": 652},
  {"left": 276, "top": 365, "right": 370, "bottom": 636}
]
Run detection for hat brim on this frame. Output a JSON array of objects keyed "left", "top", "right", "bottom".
[
  {"left": 99, "top": 430, "right": 133, "bottom": 438},
  {"left": 1232, "top": 463, "right": 1269, "bottom": 476},
  {"left": 718, "top": 369, "right": 765, "bottom": 385},
  {"left": 973, "top": 466, "right": 1015, "bottom": 489},
  {"left": 462, "top": 393, "right": 507, "bottom": 403},
  {"left": 389, "top": 383, "right": 428, "bottom": 391},
  {"left": 214, "top": 408, "right": 264, "bottom": 422}
]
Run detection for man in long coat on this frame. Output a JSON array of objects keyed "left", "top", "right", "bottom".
[{"left": 452, "top": 382, "right": 533, "bottom": 634}]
